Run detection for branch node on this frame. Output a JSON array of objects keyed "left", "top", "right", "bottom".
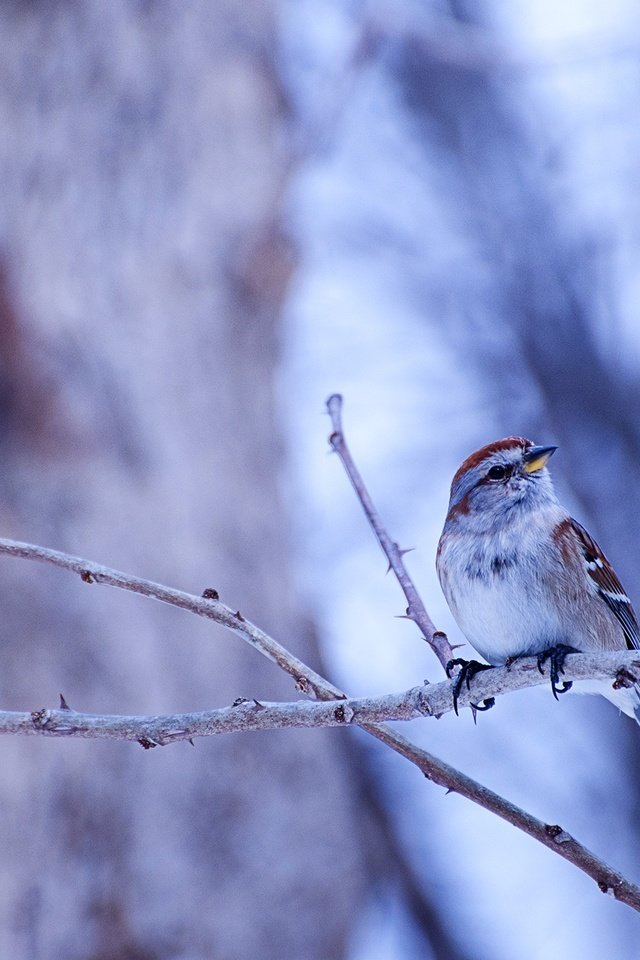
[
  {"left": 80, "top": 569, "right": 95, "bottom": 584},
  {"left": 415, "top": 689, "right": 433, "bottom": 717},
  {"left": 333, "top": 703, "right": 355, "bottom": 723},
  {"left": 295, "top": 676, "right": 310, "bottom": 694},
  {"left": 137, "top": 736, "right": 161, "bottom": 750},
  {"left": 545, "top": 823, "right": 572, "bottom": 844},
  {"left": 232, "top": 697, "right": 249, "bottom": 707},
  {"left": 598, "top": 880, "right": 615, "bottom": 896},
  {"left": 202, "top": 587, "right": 219, "bottom": 600},
  {"left": 30, "top": 708, "right": 50, "bottom": 728}
]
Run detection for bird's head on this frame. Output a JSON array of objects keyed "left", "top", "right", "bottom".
[{"left": 445, "top": 437, "right": 558, "bottom": 532}]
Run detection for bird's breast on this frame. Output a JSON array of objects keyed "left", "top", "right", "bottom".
[{"left": 437, "top": 532, "right": 565, "bottom": 664}]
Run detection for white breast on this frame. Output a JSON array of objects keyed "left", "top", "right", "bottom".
[{"left": 437, "top": 505, "right": 567, "bottom": 664}]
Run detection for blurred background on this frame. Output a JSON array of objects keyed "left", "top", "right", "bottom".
[{"left": 1, "top": 0, "right": 640, "bottom": 957}]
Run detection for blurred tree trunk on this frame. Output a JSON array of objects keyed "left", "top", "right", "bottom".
[{"left": 0, "top": 3, "right": 365, "bottom": 958}]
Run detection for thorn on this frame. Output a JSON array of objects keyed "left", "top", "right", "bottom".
[
  {"left": 234, "top": 610, "right": 245, "bottom": 622},
  {"left": 59, "top": 693, "right": 71, "bottom": 711},
  {"left": 395, "top": 614, "right": 413, "bottom": 621},
  {"left": 202, "top": 588, "right": 219, "bottom": 600},
  {"left": 252, "top": 699, "right": 265, "bottom": 710},
  {"left": 398, "top": 546, "right": 415, "bottom": 559},
  {"left": 188, "top": 738, "right": 195, "bottom": 747},
  {"left": 450, "top": 643, "right": 466, "bottom": 652},
  {"left": 80, "top": 570, "right": 95, "bottom": 584},
  {"left": 445, "top": 787, "right": 456, "bottom": 796}
]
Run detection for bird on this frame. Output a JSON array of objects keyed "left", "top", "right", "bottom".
[{"left": 436, "top": 436, "right": 640, "bottom": 721}]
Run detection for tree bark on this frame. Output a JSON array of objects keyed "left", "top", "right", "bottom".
[{"left": 0, "top": 3, "right": 364, "bottom": 958}]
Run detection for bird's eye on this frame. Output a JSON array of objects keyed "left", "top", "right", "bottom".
[{"left": 487, "top": 464, "right": 510, "bottom": 481}]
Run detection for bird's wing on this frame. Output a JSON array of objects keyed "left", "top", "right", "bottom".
[{"left": 570, "top": 518, "right": 640, "bottom": 650}]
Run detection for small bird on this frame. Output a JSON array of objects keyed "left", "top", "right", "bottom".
[{"left": 436, "top": 437, "right": 640, "bottom": 721}]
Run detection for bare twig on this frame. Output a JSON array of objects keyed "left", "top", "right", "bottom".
[
  {"left": 12, "top": 649, "right": 640, "bottom": 742},
  {"left": 368, "top": 723, "right": 640, "bottom": 911},
  {"left": 0, "top": 537, "right": 638, "bottom": 909},
  {"left": 323, "top": 392, "right": 640, "bottom": 910},
  {"left": 0, "top": 538, "right": 344, "bottom": 702},
  {"left": 326, "top": 394, "right": 454, "bottom": 670}
]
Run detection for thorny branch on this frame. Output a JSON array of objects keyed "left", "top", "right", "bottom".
[
  {"left": 326, "top": 393, "right": 454, "bottom": 670},
  {"left": 0, "top": 401, "right": 638, "bottom": 909},
  {"left": 13, "top": 648, "right": 640, "bottom": 744},
  {"left": 0, "top": 563, "right": 637, "bottom": 909},
  {"left": 324, "top": 393, "right": 640, "bottom": 911}
]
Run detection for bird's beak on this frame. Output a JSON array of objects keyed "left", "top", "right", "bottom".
[{"left": 523, "top": 444, "right": 557, "bottom": 474}]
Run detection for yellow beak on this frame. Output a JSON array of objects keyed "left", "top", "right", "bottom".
[{"left": 523, "top": 444, "right": 557, "bottom": 474}]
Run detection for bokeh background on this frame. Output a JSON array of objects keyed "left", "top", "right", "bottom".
[{"left": 1, "top": 1, "right": 640, "bottom": 958}]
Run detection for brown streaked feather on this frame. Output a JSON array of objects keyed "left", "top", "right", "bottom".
[{"left": 569, "top": 518, "right": 640, "bottom": 650}]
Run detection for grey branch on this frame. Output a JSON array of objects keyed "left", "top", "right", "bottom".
[
  {"left": 326, "top": 393, "right": 454, "bottom": 670},
  {"left": 12, "top": 649, "right": 640, "bottom": 743},
  {"left": 0, "top": 537, "right": 639, "bottom": 911},
  {"left": 0, "top": 537, "right": 343, "bottom": 701}
]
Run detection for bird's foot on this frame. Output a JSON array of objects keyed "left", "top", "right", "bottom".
[
  {"left": 537, "top": 644, "right": 580, "bottom": 700},
  {"left": 446, "top": 658, "right": 494, "bottom": 716}
]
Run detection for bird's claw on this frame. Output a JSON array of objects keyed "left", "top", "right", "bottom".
[
  {"left": 446, "top": 658, "right": 494, "bottom": 716},
  {"left": 473, "top": 697, "right": 495, "bottom": 712},
  {"left": 537, "top": 644, "right": 580, "bottom": 700}
]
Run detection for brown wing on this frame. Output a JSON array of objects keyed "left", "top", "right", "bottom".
[{"left": 570, "top": 518, "right": 640, "bottom": 649}]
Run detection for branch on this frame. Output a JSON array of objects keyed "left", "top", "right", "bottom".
[
  {"left": 0, "top": 538, "right": 344, "bottom": 702},
  {"left": 323, "top": 393, "right": 640, "bottom": 911},
  {"left": 14, "top": 649, "right": 640, "bottom": 743},
  {"left": 326, "top": 393, "right": 454, "bottom": 670},
  {"left": 0, "top": 538, "right": 638, "bottom": 909},
  {"left": 367, "top": 723, "right": 640, "bottom": 910}
]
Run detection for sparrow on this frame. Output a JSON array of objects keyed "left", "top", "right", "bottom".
[{"left": 436, "top": 437, "right": 640, "bottom": 721}]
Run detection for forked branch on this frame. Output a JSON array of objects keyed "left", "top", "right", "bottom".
[{"left": 0, "top": 398, "right": 637, "bottom": 911}]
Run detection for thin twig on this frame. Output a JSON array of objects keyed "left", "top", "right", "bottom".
[
  {"left": 0, "top": 537, "right": 638, "bottom": 910},
  {"left": 368, "top": 723, "right": 640, "bottom": 911},
  {"left": 326, "top": 394, "right": 454, "bottom": 669},
  {"left": 0, "top": 538, "right": 344, "bottom": 702}
]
